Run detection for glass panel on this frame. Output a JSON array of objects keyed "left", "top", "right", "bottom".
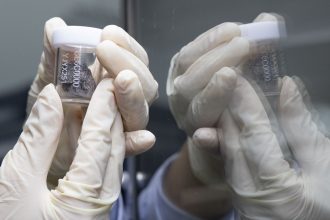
[{"left": 131, "top": 1, "right": 330, "bottom": 219}]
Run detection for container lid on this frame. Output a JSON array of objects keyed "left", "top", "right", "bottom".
[
  {"left": 239, "top": 21, "right": 285, "bottom": 42},
  {"left": 52, "top": 26, "right": 102, "bottom": 48}
]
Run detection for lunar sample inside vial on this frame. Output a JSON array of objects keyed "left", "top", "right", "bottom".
[{"left": 55, "top": 46, "right": 97, "bottom": 104}]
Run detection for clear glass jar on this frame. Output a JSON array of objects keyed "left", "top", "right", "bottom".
[{"left": 52, "top": 26, "right": 102, "bottom": 104}]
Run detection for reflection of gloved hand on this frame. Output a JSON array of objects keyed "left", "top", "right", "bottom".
[
  {"left": 165, "top": 19, "right": 249, "bottom": 219},
  {"left": 27, "top": 17, "right": 158, "bottom": 187},
  {"left": 192, "top": 12, "right": 279, "bottom": 149},
  {"left": 0, "top": 80, "right": 125, "bottom": 219},
  {"left": 167, "top": 21, "right": 249, "bottom": 185},
  {"left": 220, "top": 74, "right": 330, "bottom": 220},
  {"left": 171, "top": 13, "right": 277, "bottom": 185}
]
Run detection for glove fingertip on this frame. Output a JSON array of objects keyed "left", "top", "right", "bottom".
[
  {"left": 45, "top": 17, "right": 67, "bottom": 28},
  {"left": 102, "top": 25, "right": 149, "bottom": 66},
  {"left": 216, "top": 67, "right": 238, "bottom": 89},
  {"left": 253, "top": 12, "right": 278, "bottom": 22},
  {"left": 44, "top": 17, "right": 67, "bottom": 47},
  {"left": 96, "top": 40, "right": 117, "bottom": 70},
  {"left": 96, "top": 40, "right": 116, "bottom": 56},
  {"left": 192, "top": 128, "right": 219, "bottom": 153},
  {"left": 114, "top": 70, "right": 139, "bottom": 92},
  {"left": 230, "top": 36, "right": 250, "bottom": 56},
  {"left": 102, "top": 25, "right": 124, "bottom": 38},
  {"left": 140, "top": 130, "right": 156, "bottom": 148},
  {"left": 173, "top": 76, "right": 184, "bottom": 95},
  {"left": 125, "top": 130, "right": 155, "bottom": 156}
]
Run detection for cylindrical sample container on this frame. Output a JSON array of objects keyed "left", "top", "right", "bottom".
[
  {"left": 240, "top": 21, "right": 286, "bottom": 97},
  {"left": 52, "top": 26, "right": 102, "bottom": 104},
  {"left": 240, "top": 21, "right": 295, "bottom": 165}
]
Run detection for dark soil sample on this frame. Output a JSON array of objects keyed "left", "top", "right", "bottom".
[{"left": 59, "top": 63, "right": 96, "bottom": 99}]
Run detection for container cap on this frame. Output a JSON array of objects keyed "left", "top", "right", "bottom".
[
  {"left": 52, "top": 26, "right": 102, "bottom": 48},
  {"left": 239, "top": 21, "right": 285, "bottom": 42}
]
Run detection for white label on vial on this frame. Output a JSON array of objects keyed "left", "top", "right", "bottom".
[{"left": 61, "top": 52, "right": 69, "bottom": 82}]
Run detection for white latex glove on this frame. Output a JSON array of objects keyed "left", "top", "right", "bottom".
[
  {"left": 27, "top": 18, "right": 158, "bottom": 187},
  {"left": 219, "top": 74, "right": 330, "bottom": 220},
  {"left": 167, "top": 21, "right": 249, "bottom": 184},
  {"left": 0, "top": 79, "right": 125, "bottom": 219},
  {"left": 169, "top": 13, "right": 278, "bottom": 185},
  {"left": 191, "top": 12, "right": 281, "bottom": 152}
]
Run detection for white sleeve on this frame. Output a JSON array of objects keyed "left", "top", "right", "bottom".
[{"left": 138, "top": 154, "right": 235, "bottom": 220}]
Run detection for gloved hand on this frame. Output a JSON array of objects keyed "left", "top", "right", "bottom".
[
  {"left": 191, "top": 12, "right": 280, "bottom": 152},
  {"left": 219, "top": 72, "right": 330, "bottom": 219},
  {"left": 0, "top": 79, "right": 125, "bottom": 219},
  {"left": 27, "top": 17, "right": 158, "bottom": 187},
  {"left": 168, "top": 13, "right": 280, "bottom": 185},
  {"left": 164, "top": 17, "right": 249, "bottom": 219},
  {"left": 167, "top": 19, "right": 249, "bottom": 184}
]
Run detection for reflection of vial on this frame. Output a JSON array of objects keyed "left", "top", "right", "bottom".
[
  {"left": 240, "top": 22, "right": 286, "bottom": 100},
  {"left": 52, "top": 26, "right": 102, "bottom": 104},
  {"left": 240, "top": 22, "right": 295, "bottom": 165}
]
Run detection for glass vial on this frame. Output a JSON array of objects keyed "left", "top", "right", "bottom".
[{"left": 52, "top": 26, "right": 102, "bottom": 104}]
